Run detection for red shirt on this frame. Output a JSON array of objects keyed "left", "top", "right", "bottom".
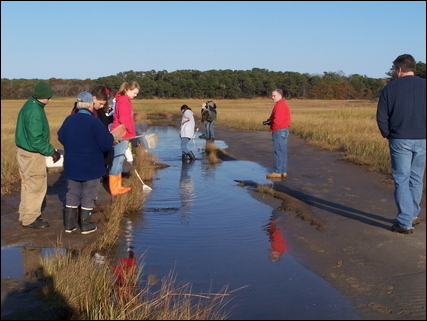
[{"left": 269, "top": 98, "right": 291, "bottom": 132}]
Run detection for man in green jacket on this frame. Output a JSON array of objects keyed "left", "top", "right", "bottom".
[{"left": 15, "top": 81, "right": 61, "bottom": 228}]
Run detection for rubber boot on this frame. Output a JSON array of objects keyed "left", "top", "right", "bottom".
[
  {"left": 182, "top": 153, "right": 187, "bottom": 162},
  {"left": 64, "top": 207, "right": 77, "bottom": 233},
  {"left": 187, "top": 151, "right": 196, "bottom": 161},
  {"left": 80, "top": 208, "right": 97, "bottom": 234},
  {"left": 109, "top": 174, "right": 131, "bottom": 196},
  {"left": 117, "top": 173, "right": 131, "bottom": 194}
]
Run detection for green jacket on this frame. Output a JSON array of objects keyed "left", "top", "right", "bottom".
[{"left": 15, "top": 98, "right": 55, "bottom": 156}]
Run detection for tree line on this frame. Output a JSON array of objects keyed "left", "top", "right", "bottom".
[{"left": 2, "top": 62, "right": 425, "bottom": 100}]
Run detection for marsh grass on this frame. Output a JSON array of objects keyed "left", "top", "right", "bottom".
[
  {"left": 257, "top": 184, "right": 276, "bottom": 198},
  {"left": 2, "top": 98, "right": 389, "bottom": 196},
  {"left": 204, "top": 142, "right": 230, "bottom": 164}
]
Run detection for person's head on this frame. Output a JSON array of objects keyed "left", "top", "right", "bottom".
[
  {"left": 271, "top": 89, "right": 283, "bottom": 103},
  {"left": 393, "top": 54, "right": 416, "bottom": 78},
  {"left": 76, "top": 91, "right": 94, "bottom": 111},
  {"left": 91, "top": 86, "right": 112, "bottom": 110},
  {"left": 181, "top": 104, "right": 191, "bottom": 112},
  {"left": 32, "top": 81, "right": 53, "bottom": 104},
  {"left": 118, "top": 81, "right": 140, "bottom": 99}
]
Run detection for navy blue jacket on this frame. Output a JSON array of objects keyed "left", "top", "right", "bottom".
[
  {"left": 58, "top": 109, "right": 114, "bottom": 181},
  {"left": 376, "top": 75, "right": 426, "bottom": 139}
]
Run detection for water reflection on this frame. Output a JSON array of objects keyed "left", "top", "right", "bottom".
[
  {"left": 264, "top": 214, "right": 287, "bottom": 262},
  {"left": 113, "top": 249, "right": 137, "bottom": 301},
  {"left": 113, "top": 217, "right": 139, "bottom": 301},
  {"left": 1, "top": 247, "right": 65, "bottom": 280},
  {"left": 179, "top": 161, "right": 195, "bottom": 219},
  {"left": 21, "top": 247, "right": 43, "bottom": 282}
]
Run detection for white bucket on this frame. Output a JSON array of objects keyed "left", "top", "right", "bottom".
[{"left": 45, "top": 149, "right": 64, "bottom": 168}]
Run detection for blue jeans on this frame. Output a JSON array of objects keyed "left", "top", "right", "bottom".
[
  {"left": 272, "top": 128, "right": 289, "bottom": 174},
  {"left": 181, "top": 137, "right": 190, "bottom": 154},
  {"left": 110, "top": 141, "right": 128, "bottom": 176},
  {"left": 205, "top": 121, "right": 215, "bottom": 139},
  {"left": 389, "top": 139, "right": 426, "bottom": 229}
]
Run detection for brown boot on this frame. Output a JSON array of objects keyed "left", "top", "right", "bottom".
[{"left": 109, "top": 174, "right": 131, "bottom": 196}]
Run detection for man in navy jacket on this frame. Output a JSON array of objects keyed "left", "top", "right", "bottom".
[{"left": 58, "top": 92, "right": 114, "bottom": 234}]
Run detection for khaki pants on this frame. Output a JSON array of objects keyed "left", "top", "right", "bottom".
[{"left": 16, "top": 147, "right": 47, "bottom": 225}]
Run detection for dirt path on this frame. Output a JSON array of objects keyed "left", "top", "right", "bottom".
[
  {"left": 1, "top": 122, "right": 426, "bottom": 320},
  {"left": 215, "top": 124, "right": 426, "bottom": 320}
]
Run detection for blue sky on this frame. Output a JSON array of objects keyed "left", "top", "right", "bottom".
[{"left": 1, "top": 1, "right": 426, "bottom": 80}]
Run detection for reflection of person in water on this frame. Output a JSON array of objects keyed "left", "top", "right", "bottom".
[
  {"left": 266, "top": 219, "right": 287, "bottom": 262},
  {"left": 113, "top": 250, "right": 137, "bottom": 301},
  {"left": 113, "top": 217, "right": 137, "bottom": 300},
  {"left": 180, "top": 162, "right": 194, "bottom": 212},
  {"left": 21, "top": 247, "right": 43, "bottom": 281}
]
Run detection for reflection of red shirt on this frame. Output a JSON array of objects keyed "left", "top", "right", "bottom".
[
  {"left": 113, "top": 257, "right": 136, "bottom": 286},
  {"left": 269, "top": 222, "right": 286, "bottom": 255}
]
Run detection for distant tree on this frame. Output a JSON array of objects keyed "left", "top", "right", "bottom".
[
  {"left": 309, "top": 82, "right": 334, "bottom": 99},
  {"left": 415, "top": 61, "right": 426, "bottom": 78}
]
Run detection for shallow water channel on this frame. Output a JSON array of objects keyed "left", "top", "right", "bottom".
[
  {"left": 114, "top": 126, "right": 360, "bottom": 320},
  {"left": 1, "top": 126, "right": 360, "bottom": 320}
]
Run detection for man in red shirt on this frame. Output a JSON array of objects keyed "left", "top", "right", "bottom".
[{"left": 266, "top": 89, "right": 291, "bottom": 179}]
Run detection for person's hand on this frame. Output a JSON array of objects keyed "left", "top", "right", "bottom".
[{"left": 52, "top": 151, "right": 61, "bottom": 163}]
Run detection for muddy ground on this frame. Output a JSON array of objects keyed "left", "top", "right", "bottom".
[{"left": 1, "top": 120, "right": 426, "bottom": 320}]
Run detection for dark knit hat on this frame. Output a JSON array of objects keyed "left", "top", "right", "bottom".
[{"left": 32, "top": 81, "right": 53, "bottom": 99}]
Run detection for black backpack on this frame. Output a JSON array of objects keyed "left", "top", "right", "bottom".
[{"left": 205, "top": 101, "right": 217, "bottom": 121}]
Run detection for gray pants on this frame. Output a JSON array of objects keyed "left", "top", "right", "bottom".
[{"left": 66, "top": 178, "right": 100, "bottom": 210}]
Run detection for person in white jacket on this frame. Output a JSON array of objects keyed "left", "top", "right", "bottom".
[{"left": 180, "top": 104, "right": 196, "bottom": 162}]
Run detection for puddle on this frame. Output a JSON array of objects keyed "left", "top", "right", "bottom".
[
  {"left": 1, "top": 247, "right": 65, "bottom": 280},
  {"left": 1, "top": 126, "right": 360, "bottom": 320}
]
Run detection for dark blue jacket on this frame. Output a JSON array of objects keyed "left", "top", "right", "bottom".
[
  {"left": 58, "top": 109, "right": 114, "bottom": 181},
  {"left": 376, "top": 75, "right": 426, "bottom": 139}
]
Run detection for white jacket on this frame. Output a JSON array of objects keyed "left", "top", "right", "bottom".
[{"left": 180, "top": 109, "right": 195, "bottom": 139}]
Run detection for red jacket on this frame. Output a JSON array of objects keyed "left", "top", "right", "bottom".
[
  {"left": 269, "top": 98, "right": 291, "bottom": 132},
  {"left": 110, "top": 94, "right": 136, "bottom": 139}
]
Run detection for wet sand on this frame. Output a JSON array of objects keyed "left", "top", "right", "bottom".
[{"left": 1, "top": 122, "right": 426, "bottom": 320}]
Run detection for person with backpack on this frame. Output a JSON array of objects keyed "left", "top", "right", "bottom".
[{"left": 201, "top": 100, "right": 217, "bottom": 143}]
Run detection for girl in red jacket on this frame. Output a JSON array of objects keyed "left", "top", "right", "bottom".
[{"left": 109, "top": 81, "right": 140, "bottom": 196}]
